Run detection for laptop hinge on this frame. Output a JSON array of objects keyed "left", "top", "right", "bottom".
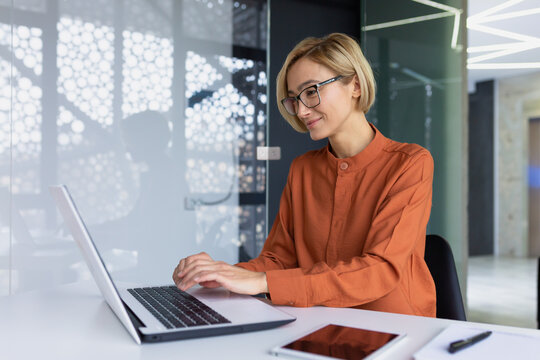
[{"left": 122, "top": 300, "right": 146, "bottom": 332}]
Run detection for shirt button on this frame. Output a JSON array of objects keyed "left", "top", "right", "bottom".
[{"left": 340, "top": 162, "right": 349, "bottom": 170}]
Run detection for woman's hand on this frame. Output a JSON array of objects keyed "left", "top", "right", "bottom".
[{"left": 172, "top": 252, "right": 268, "bottom": 295}]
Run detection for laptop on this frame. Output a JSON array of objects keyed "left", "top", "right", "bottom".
[{"left": 49, "top": 185, "right": 295, "bottom": 344}]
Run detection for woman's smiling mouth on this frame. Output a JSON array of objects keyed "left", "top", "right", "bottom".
[{"left": 306, "top": 118, "right": 321, "bottom": 129}]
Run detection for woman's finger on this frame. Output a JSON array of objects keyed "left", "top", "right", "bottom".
[
  {"left": 178, "top": 262, "right": 227, "bottom": 290},
  {"left": 179, "top": 259, "right": 225, "bottom": 280},
  {"left": 199, "top": 280, "right": 221, "bottom": 289}
]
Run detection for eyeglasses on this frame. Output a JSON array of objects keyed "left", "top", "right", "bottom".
[{"left": 281, "top": 75, "right": 343, "bottom": 116}]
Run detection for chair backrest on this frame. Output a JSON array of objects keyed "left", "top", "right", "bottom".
[{"left": 424, "top": 234, "right": 467, "bottom": 321}]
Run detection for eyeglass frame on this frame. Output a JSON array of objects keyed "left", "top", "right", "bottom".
[{"left": 280, "top": 75, "right": 344, "bottom": 116}]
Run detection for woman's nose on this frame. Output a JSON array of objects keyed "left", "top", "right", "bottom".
[{"left": 296, "top": 100, "right": 311, "bottom": 118}]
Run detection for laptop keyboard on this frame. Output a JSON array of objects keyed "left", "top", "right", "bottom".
[{"left": 127, "top": 286, "right": 231, "bottom": 329}]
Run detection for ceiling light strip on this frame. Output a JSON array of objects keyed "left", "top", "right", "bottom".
[
  {"left": 412, "top": 0, "right": 462, "bottom": 14},
  {"left": 468, "top": 42, "right": 529, "bottom": 53},
  {"left": 468, "top": 43, "right": 539, "bottom": 64},
  {"left": 451, "top": 13, "right": 461, "bottom": 49},
  {"left": 468, "top": 62, "right": 540, "bottom": 70},
  {"left": 473, "top": 7, "right": 540, "bottom": 24},
  {"left": 362, "top": 11, "right": 454, "bottom": 31},
  {"left": 467, "top": 23, "right": 540, "bottom": 45},
  {"left": 468, "top": 0, "right": 525, "bottom": 23}
]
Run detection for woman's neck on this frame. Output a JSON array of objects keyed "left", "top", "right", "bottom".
[{"left": 328, "top": 113, "right": 374, "bottom": 159}]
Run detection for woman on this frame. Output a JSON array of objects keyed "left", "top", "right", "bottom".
[{"left": 173, "top": 33, "right": 436, "bottom": 317}]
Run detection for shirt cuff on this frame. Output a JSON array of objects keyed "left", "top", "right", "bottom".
[
  {"left": 235, "top": 262, "right": 255, "bottom": 271},
  {"left": 266, "top": 268, "right": 308, "bottom": 307}
]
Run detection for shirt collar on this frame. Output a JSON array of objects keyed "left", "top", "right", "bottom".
[{"left": 325, "top": 123, "right": 389, "bottom": 172}]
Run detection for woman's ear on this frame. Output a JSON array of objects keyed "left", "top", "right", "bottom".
[{"left": 351, "top": 75, "right": 361, "bottom": 99}]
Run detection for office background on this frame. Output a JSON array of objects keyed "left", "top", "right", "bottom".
[{"left": 1, "top": 0, "right": 538, "bottom": 328}]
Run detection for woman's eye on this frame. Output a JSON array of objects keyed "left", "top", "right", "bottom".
[{"left": 305, "top": 89, "right": 317, "bottom": 97}]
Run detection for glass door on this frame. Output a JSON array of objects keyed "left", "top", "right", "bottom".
[
  {"left": 361, "top": 0, "right": 467, "bottom": 282},
  {"left": 0, "top": 0, "right": 269, "bottom": 294}
]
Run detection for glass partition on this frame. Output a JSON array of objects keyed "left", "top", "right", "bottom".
[
  {"left": 0, "top": 0, "right": 268, "bottom": 294},
  {"left": 361, "top": 0, "right": 467, "bottom": 284}
]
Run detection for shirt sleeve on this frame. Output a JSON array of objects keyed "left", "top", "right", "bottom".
[
  {"left": 261, "top": 150, "right": 434, "bottom": 307},
  {"left": 236, "top": 162, "right": 299, "bottom": 273}
]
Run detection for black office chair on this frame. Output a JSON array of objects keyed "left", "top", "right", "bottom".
[{"left": 424, "top": 234, "right": 467, "bottom": 321}]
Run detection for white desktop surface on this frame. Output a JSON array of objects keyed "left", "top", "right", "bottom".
[{"left": 1, "top": 281, "right": 539, "bottom": 360}]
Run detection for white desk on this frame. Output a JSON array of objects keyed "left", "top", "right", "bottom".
[{"left": 1, "top": 281, "right": 539, "bottom": 360}]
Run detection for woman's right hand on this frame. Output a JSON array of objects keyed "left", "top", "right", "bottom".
[
  {"left": 172, "top": 252, "right": 221, "bottom": 290},
  {"left": 172, "top": 252, "right": 268, "bottom": 295}
]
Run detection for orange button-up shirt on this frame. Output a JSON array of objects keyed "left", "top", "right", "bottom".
[{"left": 237, "top": 124, "right": 436, "bottom": 317}]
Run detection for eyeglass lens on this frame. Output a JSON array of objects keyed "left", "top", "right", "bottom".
[{"left": 282, "top": 86, "right": 320, "bottom": 115}]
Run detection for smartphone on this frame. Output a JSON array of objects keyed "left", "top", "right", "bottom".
[{"left": 270, "top": 324, "right": 406, "bottom": 360}]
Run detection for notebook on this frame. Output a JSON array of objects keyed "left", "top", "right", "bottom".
[
  {"left": 414, "top": 324, "right": 540, "bottom": 360},
  {"left": 49, "top": 185, "right": 295, "bottom": 344}
]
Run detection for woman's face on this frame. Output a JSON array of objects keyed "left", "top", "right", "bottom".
[{"left": 286, "top": 57, "right": 360, "bottom": 141}]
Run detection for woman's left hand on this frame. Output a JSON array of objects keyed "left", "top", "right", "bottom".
[{"left": 175, "top": 253, "right": 268, "bottom": 295}]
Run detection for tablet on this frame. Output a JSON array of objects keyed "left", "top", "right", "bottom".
[{"left": 270, "top": 324, "right": 406, "bottom": 360}]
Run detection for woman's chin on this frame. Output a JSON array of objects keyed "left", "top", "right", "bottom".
[{"left": 309, "top": 130, "right": 325, "bottom": 141}]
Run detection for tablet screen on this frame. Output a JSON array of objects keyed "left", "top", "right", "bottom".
[{"left": 276, "top": 324, "right": 403, "bottom": 360}]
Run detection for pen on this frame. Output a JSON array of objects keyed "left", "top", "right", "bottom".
[{"left": 448, "top": 330, "right": 492, "bottom": 354}]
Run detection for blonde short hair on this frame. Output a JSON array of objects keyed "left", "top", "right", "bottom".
[{"left": 276, "top": 33, "right": 376, "bottom": 133}]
